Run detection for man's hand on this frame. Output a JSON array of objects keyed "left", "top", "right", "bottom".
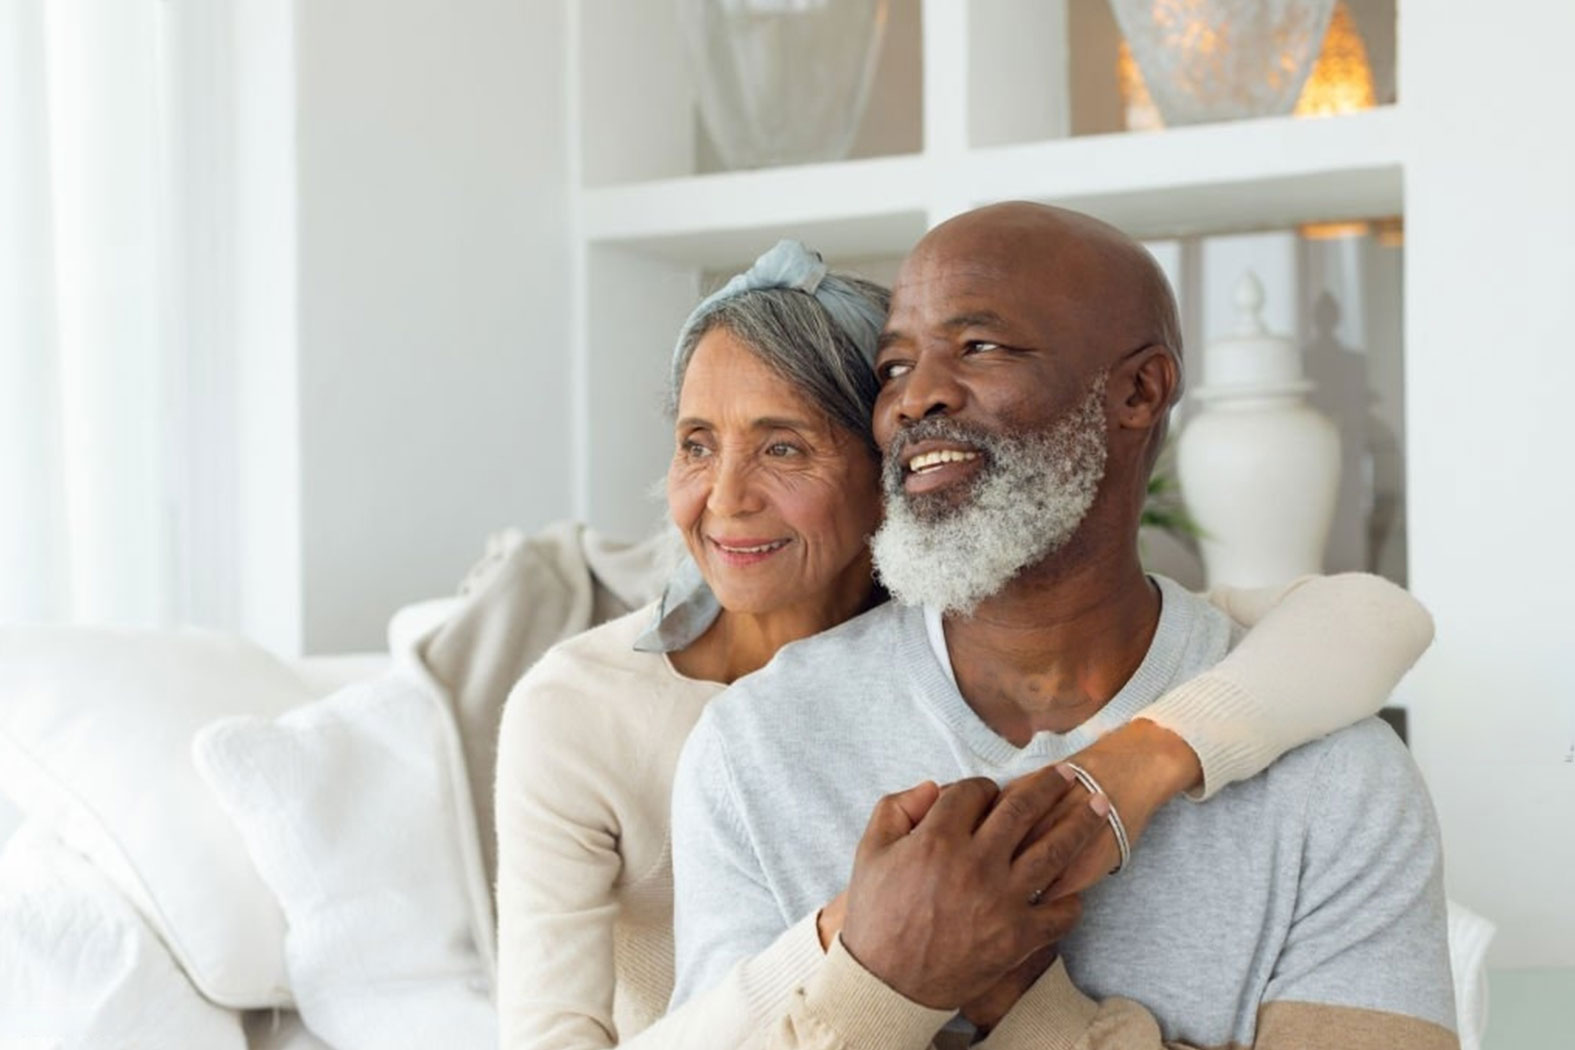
[
  {"left": 838, "top": 768, "right": 1107, "bottom": 1010},
  {"left": 818, "top": 781, "right": 940, "bottom": 950}
]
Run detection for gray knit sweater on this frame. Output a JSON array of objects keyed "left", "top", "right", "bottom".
[{"left": 669, "top": 577, "right": 1456, "bottom": 1048}]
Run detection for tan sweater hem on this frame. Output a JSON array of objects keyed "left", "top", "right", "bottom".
[{"left": 800, "top": 938, "right": 953, "bottom": 1050}]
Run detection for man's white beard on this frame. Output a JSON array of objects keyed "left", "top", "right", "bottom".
[{"left": 870, "top": 373, "right": 1109, "bottom": 616}]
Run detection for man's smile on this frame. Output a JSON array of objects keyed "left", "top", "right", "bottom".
[{"left": 898, "top": 439, "right": 986, "bottom": 495}]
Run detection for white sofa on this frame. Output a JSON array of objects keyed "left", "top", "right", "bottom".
[
  {"left": 0, "top": 606, "right": 448, "bottom": 1050},
  {"left": 0, "top": 522, "right": 670, "bottom": 1050},
  {"left": 0, "top": 590, "right": 1498, "bottom": 1050}
]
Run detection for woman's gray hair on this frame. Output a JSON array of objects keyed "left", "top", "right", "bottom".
[{"left": 666, "top": 240, "right": 890, "bottom": 451}]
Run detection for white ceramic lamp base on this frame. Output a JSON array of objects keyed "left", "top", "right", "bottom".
[
  {"left": 1180, "top": 396, "right": 1340, "bottom": 589},
  {"left": 1178, "top": 272, "right": 1341, "bottom": 590}
]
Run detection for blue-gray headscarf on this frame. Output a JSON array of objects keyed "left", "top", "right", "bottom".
[{"left": 634, "top": 239, "right": 886, "bottom": 655}]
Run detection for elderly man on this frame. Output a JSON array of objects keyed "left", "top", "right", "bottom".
[{"left": 666, "top": 202, "right": 1456, "bottom": 1048}]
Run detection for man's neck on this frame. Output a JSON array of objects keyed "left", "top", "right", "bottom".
[{"left": 943, "top": 541, "right": 1160, "bottom": 746}]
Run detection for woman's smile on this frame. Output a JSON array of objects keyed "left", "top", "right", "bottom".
[{"left": 708, "top": 535, "right": 793, "bottom": 567}]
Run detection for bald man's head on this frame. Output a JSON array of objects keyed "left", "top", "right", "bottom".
[
  {"left": 917, "top": 202, "right": 1183, "bottom": 396},
  {"left": 869, "top": 202, "right": 1188, "bottom": 608}
]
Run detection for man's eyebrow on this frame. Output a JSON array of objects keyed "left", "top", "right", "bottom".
[
  {"left": 941, "top": 310, "right": 1012, "bottom": 331},
  {"left": 877, "top": 311, "right": 1017, "bottom": 353},
  {"left": 875, "top": 329, "right": 907, "bottom": 353}
]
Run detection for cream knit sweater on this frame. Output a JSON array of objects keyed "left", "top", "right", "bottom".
[{"left": 494, "top": 574, "right": 1433, "bottom": 1050}]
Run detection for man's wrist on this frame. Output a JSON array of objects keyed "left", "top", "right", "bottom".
[
  {"left": 972, "top": 957, "right": 1100, "bottom": 1049},
  {"left": 838, "top": 926, "right": 943, "bottom": 1010},
  {"left": 806, "top": 936, "right": 955, "bottom": 1049}
]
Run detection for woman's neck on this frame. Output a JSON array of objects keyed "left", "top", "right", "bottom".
[
  {"left": 673, "top": 612, "right": 806, "bottom": 684},
  {"left": 670, "top": 571, "right": 876, "bottom": 685}
]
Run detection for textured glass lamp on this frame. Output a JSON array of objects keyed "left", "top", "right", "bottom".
[
  {"left": 1119, "top": 2, "right": 1377, "bottom": 133},
  {"left": 1110, "top": 0, "right": 1335, "bottom": 126},
  {"left": 677, "top": 0, "right": 889, "bottom": 170}
]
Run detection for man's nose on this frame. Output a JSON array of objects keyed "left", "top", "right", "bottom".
[
  {"left": 894, "top": 353, "right": 967, "bottom": 425},
  {"left": 706, "top": 452, "right": 763, "bottom": 518}
]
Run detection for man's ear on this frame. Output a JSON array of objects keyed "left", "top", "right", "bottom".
[{"left": 1111, "top": 346, "right": 1178, "bottom": 432}]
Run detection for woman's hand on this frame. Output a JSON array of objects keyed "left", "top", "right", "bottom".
[
  {"left": 1044, "top": 718, "right": 1202, "bottom": 899},
  {"left": 816, "top": 892, "right": 847, "bottom": 950}
]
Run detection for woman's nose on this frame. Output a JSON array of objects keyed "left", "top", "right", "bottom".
[
  {"left": 705, "top": 453, "right": 764, "bottom": 518},
  {"left": 893, "top": 353, "right": 966, "bottom": 425}
]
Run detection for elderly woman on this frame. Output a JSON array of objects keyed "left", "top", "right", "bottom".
[{"left": 494, "top": 242, "right": 1432, "bottom": 1049}]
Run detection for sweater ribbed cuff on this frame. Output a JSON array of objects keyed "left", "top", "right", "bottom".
[
  {"left": 974, "top": 958, "right": 1100, "bottom": 1050},
  {"left": 800, "top": 937, "right": 953, "bottom": 1050},
  {"left": 1136, "top": 671, "right": 1279, "bottom": 801},
  {"left": 738, "top": 912, "right": 827, "bottom": 1021}
]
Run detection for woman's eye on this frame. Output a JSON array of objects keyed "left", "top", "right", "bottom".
[
  {"left": 766, "top": 442, "right": 802, "bottom": 457},
  {"left": 680, "top": 439, "right": 711, "bottom": 460}
]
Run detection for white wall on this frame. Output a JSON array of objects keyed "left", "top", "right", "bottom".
[
  {"left": 233, "top": 0, "right": 301, "bottom": 657},
  {"left": 291, "top": 0, "right": 573, "bottom": 653},
  {"left": 1401, "top": 1, "right": 1575, "bottom": 970}
]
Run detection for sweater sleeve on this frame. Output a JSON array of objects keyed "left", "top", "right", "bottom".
[
  {"left": 616, "top": 915, "right": 828, "bottom": 1050},
  {"left": 1137, "top": 573, "right": 1434, "bottom": 799},
  {"left": 496, "top": 655, "right": 835, "bottom": 1050},
  {"left": 495, "top": 656, "right": 631, "bottom": 1050},
  {"left": 967, "top": 962, "right": 1455, "bottom": 1049},
  {"left": 739, "top": 939, "right": 953, "bottom": 1050}
]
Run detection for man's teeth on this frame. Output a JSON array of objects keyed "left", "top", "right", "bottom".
[
  {"left": 718, "top": 540, "right": 788, "bottom": 554},
  {"left": 907, "top": 449, "right": 980, "bottom": 473}
]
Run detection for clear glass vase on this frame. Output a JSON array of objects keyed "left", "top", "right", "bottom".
[
  {"left": 677, "top": 0, "right": 889, "bottom": 171},
  {"left": 1110, "top": 0, "right": 1336, "bottom": 126}
]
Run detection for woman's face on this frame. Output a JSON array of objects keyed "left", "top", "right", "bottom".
[{"left": 668, "top": 327, "right": 882, "bottom": 624}]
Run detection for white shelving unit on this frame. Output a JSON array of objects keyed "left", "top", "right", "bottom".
[
  {"left": 581, "top": 108, "right": 1402, "bottom": 266},
  {"left": 567, "top": 0, "right": 1405, "bottom": 538}
]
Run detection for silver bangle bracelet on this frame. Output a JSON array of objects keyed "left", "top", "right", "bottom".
[{"left": 1061, "top": 760, "right": 1131, "bottom": 875}]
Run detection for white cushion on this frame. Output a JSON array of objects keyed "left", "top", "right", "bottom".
[
  {"left": 1447, "top": 898, "right": 1496, "bottom": 1050},
  {"left": 194, "top": 670, "right": 496, "bottom": 1050},
  {"left": 0, "top": 822, "right": 248, "bottom": 1049},
  {"left": 0, "top": 626, "right": 312, "bottom": 1007}
]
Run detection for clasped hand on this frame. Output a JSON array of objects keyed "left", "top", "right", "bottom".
[{"left": 837, "top": 766, "right": 1109, "bottom": 1023}]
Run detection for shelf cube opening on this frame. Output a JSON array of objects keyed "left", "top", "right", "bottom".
[
  {"left": 577, "top": 0, "right": 923, "bottom": 188},
  {"left": 969, "top": 0, "right": 1398, "bottom": 149},
  {"left": 1142, "top": 223, "right": 1407, "bottom": 589}
]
